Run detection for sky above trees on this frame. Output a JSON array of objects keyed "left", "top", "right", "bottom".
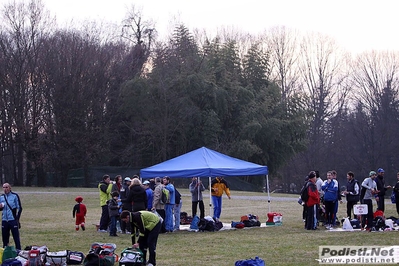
[{"left": 41, "top": 0, "right": 399, "bottom": 54}]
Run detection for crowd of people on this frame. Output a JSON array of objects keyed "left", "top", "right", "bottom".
[
  {"left": 94, "top": 174, "right": 231, "bottom": 266},
  {"left": 302, "top": 168, "right": 398, "bottom": 232}
]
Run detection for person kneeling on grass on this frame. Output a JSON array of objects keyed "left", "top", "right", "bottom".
[{"left": 120, "top": 210, "right": 161, "bottom": 266}]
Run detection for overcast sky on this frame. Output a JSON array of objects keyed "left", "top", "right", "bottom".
[{"left": 40, "top": 0, "right": 398, "bottom": 54}]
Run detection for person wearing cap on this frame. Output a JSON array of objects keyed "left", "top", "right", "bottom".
[
  {"left": 360, "top": 171, "right": 379, "bottom": 231},
  {"left": 375, "top": 168, "right": 392, "bottom": 212},
  {"left": 305, "top": 171, "right": 320, "bottom": 230},
  {"left": 143, "top": 180, "right": 153, "bottom": 211},
  {"left": 120, "top": 177, "right": 132, "bottom": 234},
  {"left": 72, "top": 196, "right": 87, "bottom": 231},
  {"left": 392, "top": 172, "right": 399, "bottom": 216}
]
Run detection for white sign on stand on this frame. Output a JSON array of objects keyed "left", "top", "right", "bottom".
[{"left": 354, "top": 204, "right": 368, "bottom": 215}]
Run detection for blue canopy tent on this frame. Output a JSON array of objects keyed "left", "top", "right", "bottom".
[{"left": 140, "top": 147, "right": 271, "bottom": 213}]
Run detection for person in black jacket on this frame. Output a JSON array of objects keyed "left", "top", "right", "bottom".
[
  {"left": 119, "top": 177, "right": 132, "bottom": 234},
  {"left": 375, "top": 168, "right": 392, "bottom": 212},
  {"left": 343, "top": 171, "right": 359, "bottom": 219},
  {"left": 120, "top": 176, "right": 147, "bottom": 212}
]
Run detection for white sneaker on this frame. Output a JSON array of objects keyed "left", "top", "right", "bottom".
[
  {"left": 98, "top": 229, "right": 107, "bottom": 233},
  {"left": 147, "top": 263, "right": 154, "bottom": 266}
]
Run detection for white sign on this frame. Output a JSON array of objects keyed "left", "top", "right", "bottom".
[{"left": 354, "top": 204, "right": 368, "bottom": 215}]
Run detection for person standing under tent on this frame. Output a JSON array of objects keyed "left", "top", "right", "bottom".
[
  {"left": 163, "top": 176, "right": 175, "bottom": 232},
  {"left": 173, "top": 187, "right": 182, "bottom": 231},
  {"left": 189, "top": 177, "right": 205, "bottom": 219},
  {"left": 210, "top": 176, "right": 231, "bottom": 221},
  {"left": 152, "top": 177, "right": 166, "bottom": 233}
]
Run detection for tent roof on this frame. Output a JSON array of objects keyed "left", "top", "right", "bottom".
[{"left": 140, "top": 147, "right": 268, "bottom": 178}]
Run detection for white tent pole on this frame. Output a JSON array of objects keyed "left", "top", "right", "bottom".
[
  {"left": 266, "top": 174, "right": 271, "bottom": 213},
  {"left": 209, "top": 176, "right": 212, "bottom": 217}
]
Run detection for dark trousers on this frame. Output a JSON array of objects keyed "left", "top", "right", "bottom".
[
  {"left": 305, "top": 205, "right": 317, "bottom": 230},
  {"left": 346, "top": 201, "right": 357, "bottom": 219},
  {"left": 324, "top": 200, "right": 335, "bottom": 225},
  {"left": 2, "top": 220, "right": 21, "bottom": 250},
  {"left": 156, "top": 209, "right": 166, "bottom": 233},
  {"left": 396, "top": 200, "right": 399, "bottom": 216},
  {"left": 361, "top": 199, "right": 373, "bottom": 229},
  {"left": 138, "top": 221, "right": 161, "bottom": 265},
  {"left": 377, "top": 196, "right": 385, "bottom": 212},
  {"left": 99, "top": 205, "right": 109, "bottom": 230},
  {"left": 109, "top": 216, "right": 117, "bottom": 236},
  {"left": 192, "top": 200, "right": 205, "bottom": 219}
]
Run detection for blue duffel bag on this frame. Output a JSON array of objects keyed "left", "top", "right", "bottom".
[{"left": 235, "top": 256, "right": 265, "bottom": 266}]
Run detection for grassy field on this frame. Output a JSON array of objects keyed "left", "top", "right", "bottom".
[{"left": 10, "top": 187, "right": 399, "bottom": 266}]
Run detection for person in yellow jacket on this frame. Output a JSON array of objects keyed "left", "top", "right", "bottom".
[
  {"left": 98, "top": 174, "right": 113, "bottom": 232},
  {"left": 211, "top": 176, "right": 231, "bottom": 221},
  {"left": 120, "top": 210, "right": 161, "bottom": 266}
]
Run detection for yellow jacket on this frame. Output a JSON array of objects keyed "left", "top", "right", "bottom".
[{"left": 211, "top": 177, "right": 231, "bottom": 197}]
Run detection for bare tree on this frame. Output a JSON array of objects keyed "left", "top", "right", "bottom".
[
  {"left": 297, "top": 32, "right": 349, "bottom": 169},
  {"left": 266, "top": 26, "right": 301, "bottom": 100},
  {"left": 350, "top": 50, "right": 399, "bottom": 174},
  {"left": 0, "top": 0, "right": 54, "bottom": 185}
]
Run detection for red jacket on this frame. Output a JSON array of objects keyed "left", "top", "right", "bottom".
[{"left": 306, "top": 181, "right": 320, "bottom": 207}]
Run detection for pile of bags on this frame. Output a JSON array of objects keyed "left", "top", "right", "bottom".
[{"left": 0, "top": 243, "right": 144, "bottom": 266}]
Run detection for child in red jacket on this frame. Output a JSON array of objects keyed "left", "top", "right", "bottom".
[{"left": 73, "top": 196, "right": 87, "bottom": 231}]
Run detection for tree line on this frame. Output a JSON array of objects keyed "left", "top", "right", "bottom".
[{"left": 1, "top": 1, "right": 399, "bottom": 190}]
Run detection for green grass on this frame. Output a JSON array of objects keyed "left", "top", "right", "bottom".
[{"left": 11, "top": 187, "right": 399, "bottom": 265}]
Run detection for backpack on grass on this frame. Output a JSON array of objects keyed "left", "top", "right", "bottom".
[{"left": 119, "top": 248, "right": 143, "bottom": 266}]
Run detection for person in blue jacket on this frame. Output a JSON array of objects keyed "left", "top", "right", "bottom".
[
  {"left": 321, "top": 171, "right": 338, "bottom": 229},
  {"left": 0, "top": 183, "right": 22, "bottom": 250},
  {"left": 163, "top": 176, "right": 175, "bottom": 232}
]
